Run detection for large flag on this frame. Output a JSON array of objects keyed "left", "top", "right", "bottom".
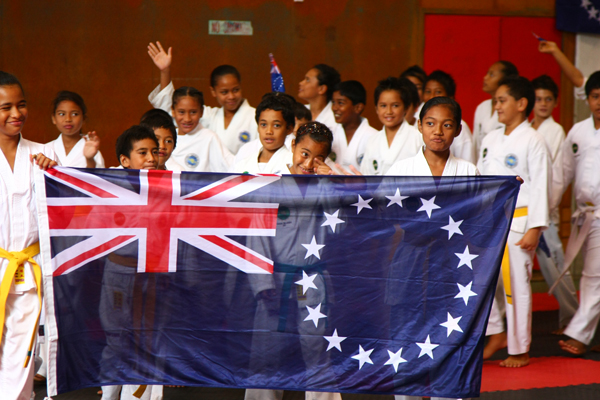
[
  {"left": 556, "top": 0, "right": 600, "bottom": 34},
  {"left": 35, "top": 167, "right": 520, "bottom": 398},
  {"left": 270, "top": 53, "right": 286, "bottom": 92}
]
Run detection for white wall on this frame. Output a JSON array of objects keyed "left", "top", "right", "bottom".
[{"left": 574, "top": 33, "right": 600, "bottom": 122}]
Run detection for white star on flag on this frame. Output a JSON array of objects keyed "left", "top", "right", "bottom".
[
  {"left": 321, "top": 210, "right": 345, "bottom": 233},
  {"left": 304, "top": 303, "right": 327, "bottom": 327},
  {"left": 351, "top": 345, "right": 374, "bottom": 369},
  {"left": 455, "top": 245, "right": 478, "bottom": 269},
  {"left": 351, "top": 195, "right": 373, "bottom": 214},
  {"left": 455, "top": 281, "right": 477, "bottom": 306},
  {"left": 386, "top": 188, "right": 409, "bottom": 208},
  {"left": 324, "top": 329, "right": 347, "bottom": 352},
  {"left": 589, "top": 6, "right": 599, "bottom": 19},
  {"left": 417, "top": 196, "right": 440, "bottom": 218},
  {"left": 582, "top": 0, "right": 592, "bottom": 8},
  {"left": 302, "top": 236, "right": 325, "bottom": 260},
  {"left": 440, "top": 312, "right": 463, "bottom": 337},
  {"left": 384, "top": 348, "right": 407, "bottom": 372},
  {"left": 295, "top": 271, "right": 318, "bottom": 294},
  {"left": 441, "top": 216, "right": 463, "bottom": 239},
  {"left": 416, "top": 335, "right": 439, "bottom": 359}
]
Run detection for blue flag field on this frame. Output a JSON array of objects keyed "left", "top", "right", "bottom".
[{"left": 35, "top": 167, "right": 520, "bottom": 398}]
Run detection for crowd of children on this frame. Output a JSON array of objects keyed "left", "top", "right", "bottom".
[{"left": 1, "top": 37, "right": 600, "bottom": 400}]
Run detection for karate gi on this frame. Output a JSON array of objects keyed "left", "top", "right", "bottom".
[
  {"left": 148, "top": 82, "right": 258, "bottom": 155},
  {"left": 329, "top": 117, "right": 377, "bottom": 171},
  {"left": 0, "top": 136, "right": 55, "bottom": 400},
  {"left": 478, "top": 121, "right": 551, "bottom": 355},
  {"left": 532, "top": 117, "right": 578, "bottom": 328},
  {"left": 46, "top": 134, "right": 105, "bottom": 168},
  {"left": 387, "top": 148, "right": 476, "bottom": 400},
  {"left": 450, "top": 121, "right": 476, "bottom": 164},
  {"left": 552, "top": 117, "right": 600, "bottom": 345},
  {"left": 473, "top": 99, "right": 503, "bottom": 161},
  {"left": 235, "top": 135, "right": 294, "bottom": 165},
  {"left": 169, "top": 124, "right": 232, "bottom": 172},
  {"left": 306, "top": 102, "right": 336, "bottom": 132},
  {"left": 360, "top": 121, "right": 423, "bottom": 176},
  {"left": 231, "top": 146, "right": 292, "bottom": 175}
]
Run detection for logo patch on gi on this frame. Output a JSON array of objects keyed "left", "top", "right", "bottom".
[
  {"left": 185, "top": 153, "right": 199, "bottom": 168},
  {"left": 329, "top": 152, "right": 337, "bottom": 162},
  {"left": 373, "top": 160, "right": 378, "bottom": 171},
  {"left": 483, "top": 148, "right": 488, "bottom": 158},
  {"left": 357, "top": 154, "right": 364, "bottom": 166},
  {"left": 239, "top": 131, "right": 250, "bottom": 143},
  {"left": 278, "top": 206, "right": 290, "bottom": 220},
  {"left": 572, "top": 143, "right": 578, "bottom": 154},
  {"left": 505, "top": 154, "right": 518, "bottom": 168}
]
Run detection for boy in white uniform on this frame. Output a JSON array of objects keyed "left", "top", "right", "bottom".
[
  {"left": 530, "top": 75, "right": 578, "bottom": 331},
  {"left": 298, "top": 64, "right": 340, "bottom": 132},
  {"left": 552, "top": 72, "right": 600, "bottom": 355},
  {"left": 0, "top": 71, "right": 58, "bottom": 400},
  {"left": 479, "top": 76, "right": 551, "bottom": 368},
  {"left": 329, "top": 80, "right": 377, "bottom": 172},
  {"left": 361, "top": 77, "right": 423, "bottom": 176},
  {"left": 422, "top": 70, "right": 475, "bottom": 164},
  {"left": 473, "top": 61, "right": 519, "bottom": 159}
]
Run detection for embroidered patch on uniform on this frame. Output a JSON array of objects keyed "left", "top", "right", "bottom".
[
  {"left": 239, "top": 131, "right": 250, "bottom": 143},
  {"left": 505, "top": 154, "right": 518, "bottom": 168},
  {"left": 357, "top": 154, "right": 364, "bottom": 165},
  {"left": 329, "top": 152, "right": 337, "bottom": 162},
  {"left": 373, "top": 160, "right": 378, "bottom": 171},
  {"left": 185, "top": 153, "right": 199, "bottom": 168},
  {"left": 14, "top": 265, "right": 25, "bottom": 285},
  {"left": 572, "top": 143, "right": 578, "bottom": 154},
  {"left": 278, "top": 206, "right": 290, "bottom": 220},
  {"left": 483, "top": 148, "right": 488, "bottom": 158}
]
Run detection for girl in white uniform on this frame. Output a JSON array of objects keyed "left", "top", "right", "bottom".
[
  {"left": 46, "top": 90, "right": 104, "bottom": 168},
  {"left": 473, "top": 61, "right": 519, "bottom": 160},
  {"left": 298, "top": 64, "right": 340, "bottom": 132},
  {"left": 0, "top": 71, "right": 58, "bottom": 400},
  {"left": 361, "top": 77, "right": 423, "bottom": 176},
  {"left": 147, "top": 41, "right": 256, "bottom": 156},
  {"left": 478, "top": 77, "right": 550, "bottom": 368}
]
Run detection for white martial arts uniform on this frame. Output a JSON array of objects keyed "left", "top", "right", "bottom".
[
  {"left": 532, "top": 117, "right": 578, "bottom": 328},
  {"left": 148, "top": 82, "right": 258, "bottom": 155},
  {"left": 552, "top": 116, "right": 600, "bottom": 345},
  {"left": 164, "top": 157, "right": 184, "bottom": 172},
  {"left": 168, "top": 123, "right": 232, "bottom": 172},
  {"left": 478, "top": 120, "right": 551, "bottom": 355},
  {"left": 231, "top": 146, "right": 292, "bottom": 175},
  {"left": 450, "top": 121, "right": 476, "bottom": 164},
  {"left": 473, "top": 99, "right": 503, "bottom": 161},
  {"left": 329, "top": 117, "right": 377, "bottom": 172},
  {"left": 235, "top": 135, "right": 294, "bottom": 165},
  {"left": 46, "top": 134, "right": 105, "bottom": 168},
  {"left": 0, "top": 136, "right": 55, "bottom": 400},
  {"left": 360, "top": 121, "right": 423, "bottom": 176},
  {"left": 387, "top": 148, "right": 475, "bottom": 400},
  {"left": 414, "top": 103, "right": 424, "bottom": 122},
  {"left": 306, "top": 102, "right": 336, "bottom": 132}
]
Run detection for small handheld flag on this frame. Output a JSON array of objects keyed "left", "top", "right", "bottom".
[
  {"left": 270, "top": 53, "right": 286, "bottom": 93},
  {"left": 531, "top": 32, "right": 546, "bottom": 42}
]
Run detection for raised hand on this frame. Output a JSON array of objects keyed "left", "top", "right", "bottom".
[
  {"left": 83, "top": 131, "right": 101, "bottom": 167},
  {"left": 538, "top": 40, "right": 558, "bottom": 55},
  {"left": 148, "top": 41, "right": 172, "bottom": 72}
]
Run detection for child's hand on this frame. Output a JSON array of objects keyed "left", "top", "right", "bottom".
[
  {"left": 83, "top": 131, "right": 100, "bottom": 164},
  {"left": 538, "top": 40, "right": 559, "bottom": 55},
  {"left": 334, "top": 163, "right": 363, "bottom": 176},
  {"left": 515, "top": 227, "right": 541, "bottom": 251},
  {"left": 516, "top": 176, "right": 524, "bottom": 183},
  {"left": 148, "top": 41, "right": 172, "bottom": 71},
  {"left": 314, "top": 158, "right": 332, "bottom": 175},
  {"left": 31, "top": 153, "right": 57, "bottom": 170}
]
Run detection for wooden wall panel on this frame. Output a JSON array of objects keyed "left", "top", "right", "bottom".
[{"left": 421, "top": 0, "right": 554, "bottom": 16}]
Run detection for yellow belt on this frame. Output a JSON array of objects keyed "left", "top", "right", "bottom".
[
  {"left": 501, "top": 207, "right": 528, "bottom": 305},
  {"left": 0, "top": 242, "right": 42, "bottom": 367}
]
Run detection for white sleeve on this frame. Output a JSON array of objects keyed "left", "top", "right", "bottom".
[
  {"left": 550, "top": 130, "right": 575, "bottom": 211},
  {"left": 575, "top": 77, "right": 588, "bottom": 101},
  {"left": 148, "top": 81, "right": 175, "bottom": 112},
  {"left": 527, "top": 136, "right": 551, "bottom": 230},
  {"left": 208, "top": 134, "right": 234, "bottom": 172},
  {"left": 94, "top": 151, "right": 105, "bottom": 168}
]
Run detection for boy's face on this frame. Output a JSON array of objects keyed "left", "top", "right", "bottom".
[
  {"left": 418, "top": 105, "right": 461, "bottom": 153},
  {"left": 120, "top": 138, "right": 158, "bottom": 170},
  {"left": 258, "top": 109, "right": 291, "bottom": 153},
  {"left": 332, "top": 91, "right": 363, "bottom": 126},
  {"left": 298, "top": 68, "right": 324, "bottom": 101},
  {"left": 172, "top": 96, "right": 203, "bottom": 134},
  {"left": 423, "top": 80, "right": 448, "bottom": 103},
  {"left": 588, "top": 88, "right": 600, "bottom": 123},
  {"left": 0, "top": 85, "right": 27, "bottom": 138},
  {"left": 494, "top": 85, "right": 527, "bottom": 126},
  {"left": 294, "top": 117, "right": 310, "bottom": 135},
  {"left": 533, "top": 89, "right": 557, "bottom": 119},
  {"left": 154, "top": 127, "right": 175, "bottom": 168},
  {"left": 483, "top": 63, "right": 504, "bottom": 95},
  {"left": 290, "top": 136, "right": 330, "bottom": 175},
  {"left": 376, "top": 90, "right": 405, "bottom": 130}
]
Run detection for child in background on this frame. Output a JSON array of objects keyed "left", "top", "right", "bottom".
[
  {"left": 552, "top": 71, "right": 600, "bottom": 356},
  {"left": 529, "top": 75, "right": 578, "bottom": 333},
  {"left": 398, "top": 77, "right": 420, "bottom": 126},
  {"left": 298, "top": 64, "right": 341, "bottom": 131},
  {"left": 479, "top": 76, "right": 551, "bottom": 368},
  {"left": 422, "top": 70, "right": 475, "bottom": 163},
  {"left": 400, "top": 65, "right": 427, "bottom": 120},
  {"left": 140, "top": 108, "right": 184, "bottom": 171},
  {"left": 116, "top": 125, "right": 159, "bottom": 170},
  {"left": 0, "top": 71, "right": 58, "bottom": 400},
  {"left": 473, "top": 61, "right": 519, "bottom": 159},
  {"left": 147, "top": 41, "right": 257, "bottom": 155},
  {"left": 329, "top": 80, "right": 377, "bottom": 172},
  {"left": 360, "top": 77, "right": 423, "bottom": 175},
  {"left": 46, "top": 90, "right": 104, "bottom": 168},
  {"left": 293, "top": 102, "right": 312, "bottom": 134}
]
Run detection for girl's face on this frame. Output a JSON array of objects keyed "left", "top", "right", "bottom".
[
  {"left": 483, "top": 63, "right": 505, "bottom": 95},
  {"left": 52, "top": 100, "right": 84, "bottom": 137},
  {"left": 418, "top": 105, "right": 461, "bottom": 153},
  {"left": 376, "top": 90, "right": 405, "bottom": 130},
  {"left": 210, "top": 74, "right": 243, "bottom": 113},
  {"left": 290, "top": 135, "right": 330, "bottom": 175},
  {"left": 172, "top": 96, "right": 202, "bottom": 134},
  {"left": 0, "top": 85, "right": 28, "bottom": 138},
  {"left": 298, "top": 69, "right": 323, "bottom": 101}
]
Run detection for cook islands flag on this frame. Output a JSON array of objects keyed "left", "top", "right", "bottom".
[{"left": 270, "top": 53, "right": 286, "bottom": 93}]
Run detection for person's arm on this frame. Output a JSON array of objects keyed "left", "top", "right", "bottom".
[
  {"left": 148, "top": 41, "right": 172, "bottom": 90},
  {"left": 83, "top": 131, "right": 100, "bottom": 168},
  {"left": 539, "top": 40, "right": 584, "bottom": 88}
]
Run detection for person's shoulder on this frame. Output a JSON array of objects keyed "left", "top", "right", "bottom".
[
  {"left": 386, "top": 154, "right": 418, "bottom": 176},
  {"left": 569, "top": 117, "right": 594, "bottom": 135},
  {"left": 453, "top": 156, "right": 479, "bottom": 176},
  {"left": 475, "top": 99, "right": 491, "bottom": 113},
  {"left": 481, "top": 126, "right": 503, "bottom": 144}
]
